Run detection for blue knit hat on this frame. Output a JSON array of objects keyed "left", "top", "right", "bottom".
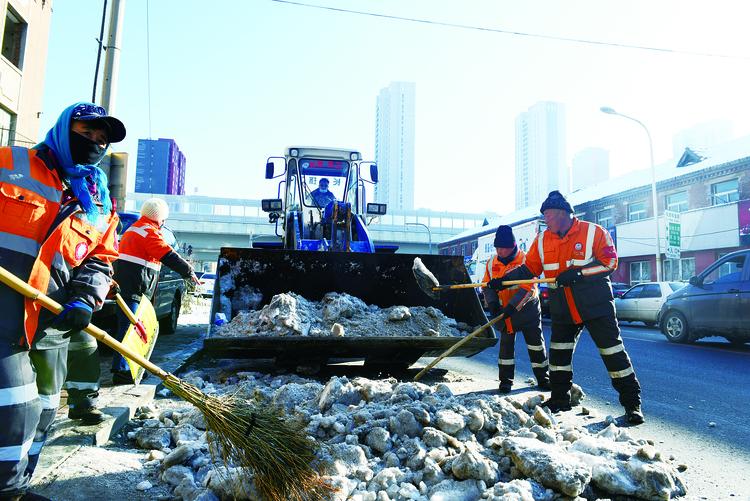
[
  {"left": 540, "top": 190, "right": 573, "bottom": 214},
  {"left": 494, "top": 225, "right": 516, "bottom": 248}
]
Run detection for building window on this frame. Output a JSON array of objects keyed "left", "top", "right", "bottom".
[
  {"left": 596, "top": 209, "right": 613, "bottom": 228},
  {"left": 711, "top": 179, "right": 739, "bottom": 205},
  {"left": 663, "top": 258, "right": 695, "bottom": 282},
  {"left": 667, "top": 191, "right": 687, "bottom": 213},
  {"left": 630, "top": 261, "right": 651, "bottom": 285},
  {"left": 460, "top": 244, "right": 467, "bottom": 255},
  {"left": 451, "top": 246, "right": 457, "bottom": 255},
  {"left": 628, "top": 202, "right": 646, "bottom": 221},
  {"left": 2, "top": 7, "right": 26, "bottom": 70}
]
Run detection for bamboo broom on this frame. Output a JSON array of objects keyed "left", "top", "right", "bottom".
[{"left": 0, "top": 265, "right": 334, "bottom": 501}]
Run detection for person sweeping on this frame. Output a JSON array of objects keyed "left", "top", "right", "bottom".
[{"left": 0, "top": 102, "right": 124, "bottom": 501}]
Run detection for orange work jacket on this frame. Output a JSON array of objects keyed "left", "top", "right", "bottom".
[
  {"left": 0, "top": 146, "right": 119, "bottom": 348},
  {"left": 482, "top": 249, "right": 538, "bottom": 333}
]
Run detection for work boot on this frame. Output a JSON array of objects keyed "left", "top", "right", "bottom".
[
  {"left": 537, "top": 379, "right": 551, "bottom": 391},
  {"left": 541, "top": 397, "right": 572, "bottom": 413},
  {"left": 499, "top": 382, "right": 512, "bottom": 394},
  {"left": 112, "top": 370, "right": 134, "bottom": 385},
  {"left": 68, "top": 405, "right": 106, "bottom": 425},
  {"left": 625, "top": 405, "right": 645, "bottom": 425}
]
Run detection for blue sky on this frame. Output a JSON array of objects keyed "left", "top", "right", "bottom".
[{"left": 40, "top": 0, "right": 750, "bottom": 215}]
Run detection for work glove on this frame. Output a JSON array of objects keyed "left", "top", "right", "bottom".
[
  {"left": 502, "top": 304, "right": 517, "bottom": 319},
  {"left": 556, "top": 268, "right": 583, "bottom": 287},
  {"left": 488, "top": 277, "right": 509, "bottom": 292},
  {"left": 488, "top": 301, "right": 502, "bottom": 319},
  {"left": 106, "top": 280, "right": 121, "bottom": 300},
  {"left": 54, "top": 300, "right": 93, "bottom": 334}
]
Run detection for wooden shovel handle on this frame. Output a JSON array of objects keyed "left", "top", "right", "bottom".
[
  {"left": 434, "top": 277, "right": 555, "bottom": 291},
  {"left": 414, "top": 313, "right": 505, "bottom": 381},
  {"left": 0, "top": 265, "right": 169, "bottom": 381}
]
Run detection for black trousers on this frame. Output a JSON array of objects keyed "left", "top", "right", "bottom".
[
  {"left": 549, "top": 315, "right": 642, "bottom": 407},
  {"left": 496, "top": 320, "right": 549, "bottom": 385}
]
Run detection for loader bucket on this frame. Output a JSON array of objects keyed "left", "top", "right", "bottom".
[{"left": 205, "top": 248, "right": 497, "bottom": 368}]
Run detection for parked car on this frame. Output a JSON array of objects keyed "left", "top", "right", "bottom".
[
  {"left": 659, "top": 249, "right": 750, "bottom": 344},
  {"left": 614, "top": 282, "right": 685, "bottom": 327},
  {"left": 196, "top": 273, "right": 216, "bottom": 298},
  {"left": 92, "top": 212, "right": 188, "bottom": 335},
  {"left": 611, "top": 282, "right": 630, "bottom": 298}
]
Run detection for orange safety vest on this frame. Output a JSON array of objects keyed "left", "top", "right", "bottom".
[
  {"left": 482, "top": 249, "right": 537, "bottom": 333},
  {"left": 523, "top": 218, "right": 617, "bottom": 324},
  {"left": 116, "top": 217, "right": 176, "bottom": 301},
  {"left": 0, "top": 146, "right": 119, "bottom": 346}
]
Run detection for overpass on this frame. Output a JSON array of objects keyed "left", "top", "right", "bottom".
[{"left": 122, "top": 193, "right": 488, "bottom": 271}]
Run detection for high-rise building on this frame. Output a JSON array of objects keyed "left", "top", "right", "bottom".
[
  {"left": 374, "top": 81, "right": 415, "bottom": 211},
  {"left": 514, "top": 101, "right": 568, "bottom": 211},
  {"left": 572, "top": 146, "right": 609, "bottom": 191},
  {"left": 672, "top": 119, "right": 734, "bottom": 158},
  {"left": 1, "top": 1, "right": 52, "bottom": 146},
  {"left": 135, "top": 138, "right": 186, "bottom": 195}
]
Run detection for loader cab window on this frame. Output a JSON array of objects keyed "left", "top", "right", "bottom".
[{"left": 300, "top": 158, "right": 349, "bottom": 209}]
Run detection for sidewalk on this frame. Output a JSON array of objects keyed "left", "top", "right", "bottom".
[{"left": 32, "top": 307, "right": 211, "bottom": 486}]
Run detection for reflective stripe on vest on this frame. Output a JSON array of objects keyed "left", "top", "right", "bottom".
[
  {"left": 568, "top": 222, "right": 596, "bottom": 267},
  {"left": 118, "top": 252, "right": 161, "bottom": 271},
  {"left": 9, "top": 147, "right": 62, "bottom": 204}
]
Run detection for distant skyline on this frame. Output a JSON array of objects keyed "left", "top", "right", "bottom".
[{"left": 38, "top": 1, "right": 750, "bottom": 216}]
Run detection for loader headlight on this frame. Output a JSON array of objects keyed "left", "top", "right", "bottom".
[
  {"left": 366, "top": 203, "right": 387, "bottom": 215},
  {"left": 290, "top": 149, "right": 299, "bottom": 157},
  {"left": 350, "top": 152, "right": 359, "bottom": 161},
  {"left": 262, "top": 199, "right": 283, "bottom": 212}
]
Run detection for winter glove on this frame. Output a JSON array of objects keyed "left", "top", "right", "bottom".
[
  {"left": 488, "top": 301, "right": 502, "bottom": 319},
  {"left": 488, "top": 278, "right": 509, "bottom": 292},
  {"left": 54, "top": 300, "right": 93, "bottom": 334},
  {"left": 502, "top": 304, "right": 517, "bottom": 319},
  {"left": 556, "top": 268, "right": 583, "bottom": 287},
  {"left": 106, "top": 280, "right": 121, "bottom": 300}
]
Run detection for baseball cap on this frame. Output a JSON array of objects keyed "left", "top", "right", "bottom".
[{"left": 70, "top": 103, "right": 126, "bottom": 143}]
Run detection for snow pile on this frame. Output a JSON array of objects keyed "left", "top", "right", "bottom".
[
  {"left": 213, "top": 292, "right": 478, "bottom": 338},
  {"left": 129, "top": 372, "right": 687, "bottom": 501}
]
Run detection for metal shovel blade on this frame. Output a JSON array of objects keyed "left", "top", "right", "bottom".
[{"left": 413, "top": 257, "right": 441, "bottom": 299}]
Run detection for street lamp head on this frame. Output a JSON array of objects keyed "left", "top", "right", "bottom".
[{"left": 600, "top": 106, "right": 617, "bottom": 115}]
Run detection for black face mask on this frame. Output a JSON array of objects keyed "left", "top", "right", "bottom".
[{"left": 69, "top": 131, "right": 107, "bottom": 166}]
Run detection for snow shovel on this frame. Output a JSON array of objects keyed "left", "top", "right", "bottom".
[
  {"left": 412, "top": 257, "right": 555, "bottom": 299},
  {"left": 414, "top": 313, "right": 506, "bottom": 381},
  {"left": 115, "top": 293, "right": 159, "bottom": 385}
]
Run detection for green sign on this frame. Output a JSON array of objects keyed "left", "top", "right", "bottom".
[{"left": 665, "top": 210, "right": 681, "bottom": 259}]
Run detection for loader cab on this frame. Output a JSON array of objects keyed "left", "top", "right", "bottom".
[{"left": 262, "top": 146, "right": 387, "bottom": 252}]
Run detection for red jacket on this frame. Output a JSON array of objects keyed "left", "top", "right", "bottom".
[
  {"left": 482, "top": 249, "right": 539, "bottom": 333},
  {"left": 0, "top": 146, "right": 119, "bottom": 348},
  {"left": 115, "top": 216, "right": 192, "bottom": 301},
  {"left": 513, "top": 217, "right": 618, "bottom": 324}
]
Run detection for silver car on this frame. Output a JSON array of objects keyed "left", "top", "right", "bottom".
[{"left": 614, "top": 282, "right": 685, "bottom": 327}]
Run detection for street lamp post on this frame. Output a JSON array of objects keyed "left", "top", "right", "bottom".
[
  {"left": 406, "top": 222, "right": 432, "bottom": 255},
  {"left": 600, "top": 106, "right": 662, "bottom": 282}
]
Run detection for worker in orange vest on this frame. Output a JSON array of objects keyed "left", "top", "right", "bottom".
[
  {"left": 111, "top": 198, "right": 195, "bottom": 384},
  {"left": 483, "top": 225, "right": 549, "bottom": 393},
  {"left": 0, "top": 102, "right": 123, "bottom": 500},
  {"left": 489, "top": 190, "right": 644, "bottom": 425}
]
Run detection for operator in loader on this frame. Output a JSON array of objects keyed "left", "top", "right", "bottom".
[
  {"left": 111, "top": 198, "right": 196, "bottom": 385},
  {"left": 0, "top": 102, "right": 124, "bottom": 501},
  {"left": 482, "top": 225, "right": 550, "bottom": 393},
  {"left": 309, "top": 177, "right": 337, "bottom": 207},
  {"left": 488, "top": 190, "right": 644, "bottom": 425}
]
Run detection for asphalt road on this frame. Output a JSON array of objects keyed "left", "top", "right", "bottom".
[{"left": 434, "top": 318, "right": 750, "bottom": 500}]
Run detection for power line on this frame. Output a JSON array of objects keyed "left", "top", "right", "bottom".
[{"left": 271, "top": 0, "right": 750, "bottom": 61}]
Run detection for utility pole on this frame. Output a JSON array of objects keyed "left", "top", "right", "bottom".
[{"left": 100, "top": 0, "right": 125, "bottom": 115}]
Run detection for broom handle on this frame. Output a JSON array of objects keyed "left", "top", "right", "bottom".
[
  {"left": 0, "top": 265, "right": 170, "bottom": 381},
  {"left": 435, "top": 278, "right": 555, "bottom": 290},
  {"left": 414, "top": 313, "right": 505, "bottom": 381}
]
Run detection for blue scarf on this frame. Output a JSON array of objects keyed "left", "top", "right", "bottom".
[{"left": 42, "top": 102, "right": 112, "bottom": 223}]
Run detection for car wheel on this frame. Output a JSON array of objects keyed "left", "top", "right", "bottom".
[
  {"left": 643, "top": 320, "right": 657, "bottom": 327},
  {"left": 662, "top": 311, "right": 690, "bottom": 343},
  {"left": 160, "top": 295, "right": 180, "bottom": 334}
]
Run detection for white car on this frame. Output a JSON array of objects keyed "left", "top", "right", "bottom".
[
  {"left": 196, "top": 273, "right": 216, "bottom": 298},
  {"left": 614, "top": 282, "right": 685, "bottom": 327}
]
